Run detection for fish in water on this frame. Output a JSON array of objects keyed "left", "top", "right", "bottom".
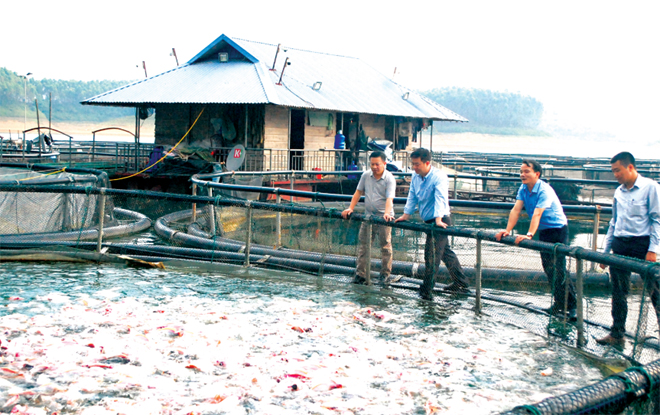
[{"left": 565, "top": 344, "right": 632, "bottom": 376}]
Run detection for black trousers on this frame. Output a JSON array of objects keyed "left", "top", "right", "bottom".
[
  {"left": 539, "top": 225, "right": 577, "bottom": 311},
  {"left": 609, "top": 235, "right": 660, "bottom": 339},
  {"left": 421, "top": 216, "right": 469, "bottom": 296}
]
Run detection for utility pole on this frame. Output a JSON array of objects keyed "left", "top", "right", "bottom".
[{"left": 22, "top": 72, "right": 32, "bottom": 131}]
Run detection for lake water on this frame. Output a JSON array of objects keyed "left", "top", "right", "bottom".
[
  {"left": 14, "top": 127, "right": 657, "bottom": 160},
  {"left": 420, "top": 132, "right": 660, "bottom": 160},
  {"left": 0, "top": 261, "right": 605, "bottom": 415}
]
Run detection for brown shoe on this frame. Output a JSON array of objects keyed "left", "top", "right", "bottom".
[{"left": 596, "top": 334, "right": 625, "bottom": 349}]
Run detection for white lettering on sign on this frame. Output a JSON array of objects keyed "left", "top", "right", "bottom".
[{"left": 234, "top": 149, "right": 242, "bottom": 158}]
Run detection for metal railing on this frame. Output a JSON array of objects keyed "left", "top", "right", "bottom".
[
  {"left": 191, "top": 169, "right": 611, "bottom": 255},
  {"left": 51, "top": 180, "right": 643, "bottom": 356},
  {"left": 207, "top": 147, "right": 370, "bottom": 173},
  {"left": 1, "top": 183, "right": 660, "bottom": 415},
  {"left": 51, "top": 141, "right": 156, "bottom": 172}
]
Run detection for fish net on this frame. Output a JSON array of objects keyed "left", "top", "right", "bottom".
[
  {"left": 1, "top": 169, "right": 660, "bottom": 414},
  {"left": 0, "top": 165, "right": 111, "bottom": 236},
  {"left": 0, "top": 164, "right": 152, "bottom": 245}
]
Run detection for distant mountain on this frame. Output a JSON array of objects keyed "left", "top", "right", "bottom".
[{"left": 422, "top": 87, "right": 546, "bottom": 136}]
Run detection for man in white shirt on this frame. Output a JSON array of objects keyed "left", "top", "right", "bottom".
[
  {"left": 597, "top": 152, "right": 660, "bottom": 349},
  {"left": 342, "top": 151, "right": 396, "bottom": 285}
]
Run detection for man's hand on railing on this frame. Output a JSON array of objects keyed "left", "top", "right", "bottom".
[
  {"left": 514, "top": 234, "right": 532, "bottom": 245},
  {"left": 495, "top": 230, "right": 510, "bottom": 241},
  {"left": 394, "top": 213, "right": 411, "bottom": 223},
  {"left": 434, "top": 217, "right": 448, "bottom": 228}
]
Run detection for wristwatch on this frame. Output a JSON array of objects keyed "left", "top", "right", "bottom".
[{"left": 526, "top": 232, "right": 533, "bottom": 237}]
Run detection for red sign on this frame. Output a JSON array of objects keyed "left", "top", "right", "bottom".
[{"left": 233, "top": 149, "right": 242, "bottom": 158}]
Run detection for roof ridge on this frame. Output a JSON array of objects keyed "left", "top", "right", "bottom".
[
  {"left": 82, "top": 64, "right": 190, "bottom": 103},
  {"left": 234, "top": 37, "right": 359, "bottom": 60}
]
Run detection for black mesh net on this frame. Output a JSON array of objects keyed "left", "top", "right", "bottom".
[{"left": 2, "top": 167, "right": 660, "bottom": 414}]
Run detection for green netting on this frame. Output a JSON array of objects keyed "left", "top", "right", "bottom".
[{"left": 2, "top": 171, "right": 660, "bottom": 414}]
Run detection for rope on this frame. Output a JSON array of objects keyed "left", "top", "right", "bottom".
[
  {"left": 611, "top": 373, "right": 637, "bottom": 394},
  {"left": 628, "top": 366, "right": 655, "bottom": 393},
  {"left": 513, "top": 404, "right": 542, "bottom": 415},
  {"left": 110, "top": 108, "right": 205, "bottom": 181},
  {"left": 316, "top": 193, "right": 326, "bottom": 210},
  {"left": 17, "top": 168, "right": 66, "bottom": 181},
  {"left": 325, "top": 206, "right": 340, "bottom": 216}
]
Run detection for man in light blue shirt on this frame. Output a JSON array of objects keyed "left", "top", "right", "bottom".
[
  {"left": 395, "top": 148, "right": 469, "bottom": 300},
  {"left": 495, "top": 159, "right": 577, "bottom": 319},
  {"left": 597, "top": 152, "right": 660, "bottom": 349}
]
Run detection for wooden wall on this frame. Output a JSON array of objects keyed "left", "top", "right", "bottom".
[
  {"left": 263, "top": 105, "right": 288, "bottom": 150},
  {"left": 360, "top": 113, "right": 387, "bottom": 140},
  {"left": 303, "top": 110, "right": 335, "bottom": 150},
  {"left": 154, "top": 105, "right": 190, "bottom": 146},
  {"left": 260, "top": 109, "right": 390, "bottom": 150},
  {"left": 153, "top": 103, "right": 421, "bottom": 171}
]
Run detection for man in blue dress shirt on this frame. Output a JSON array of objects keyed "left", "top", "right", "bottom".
[
  {"left": 395, "top": 148, "right": 469, "bottom": 300},
  {"left": 495, "top": 159, "right": 577, "bottom": 319},
  {"left": 597, "top": 152, "right": 660, "bottom": 349}
]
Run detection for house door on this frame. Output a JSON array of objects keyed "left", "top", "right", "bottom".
[
  {"left": 290, "top": 109, "right": 305, "bottom": 170},
  {"left": 342, "top": 113, "right": 359, "bottom": 167}
]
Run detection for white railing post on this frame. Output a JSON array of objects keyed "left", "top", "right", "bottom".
[
  {"left": 276, "top": 192, "right": 282, "bottom": 248},
  {"left": 576, "top": 258, "right": 585, "bottom": 346},
  {"left": 475, "top": 236, "right": 482, "bottom": 314},
  {"left": 208, "top": 185, "right": 216, "bottom": 236},
  {"left": 96, "top": 189, "right": 106, "bottom": 252},
  {"left": 245, "top": 202, "right": 253, "bottom": 267},
  {"left": 365, "top": 221, "right": 372, "bottom": 285},
  {"left": 591, "top": 206, "right": 601, "bottom": 270}
]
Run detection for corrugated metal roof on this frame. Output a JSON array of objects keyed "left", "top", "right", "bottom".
[
  {"left": 83, "top": 35, "right": 467, "bottom": 122},
  {"left": 84, "top": 61, "right": 269, "bottom": 105}
]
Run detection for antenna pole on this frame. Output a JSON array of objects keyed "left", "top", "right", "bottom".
[
  {"left": 277, "top": 57, "right": 290, "bottom": 85},
  {"left": 270, "top": 44, "right": 281, "bottom": 71},
  {"left": 172, "top": 48, "right": 179, "bottom": 66}
]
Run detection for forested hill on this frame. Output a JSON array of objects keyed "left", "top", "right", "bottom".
[
  {"left": 0, "top": 67, "right": 134, "bottom": 122},
  {"left": 422, "top": 87, "right": 545, "bottom": 135}
]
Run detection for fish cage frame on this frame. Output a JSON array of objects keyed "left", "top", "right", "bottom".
[
  {"left": 2, "top": 181, "right": 660, "bottom": 414},
  {"left": 0, "top": 164, "right": 151, "bottom": 246},
  {"left": 190, "top": 169, "right": 660, "bottom": 414}
]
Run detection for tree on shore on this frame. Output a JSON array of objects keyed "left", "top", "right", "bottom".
[
  {"left": 422, "top": 87, "right": 544, "bottom": 134},
  {"left": 0, "top": 67, "right": 134, "bottom": 122}
]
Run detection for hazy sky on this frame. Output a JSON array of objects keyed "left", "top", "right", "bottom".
[{"left": 2, "top": 0, "right": 658, "bottom": 141}]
